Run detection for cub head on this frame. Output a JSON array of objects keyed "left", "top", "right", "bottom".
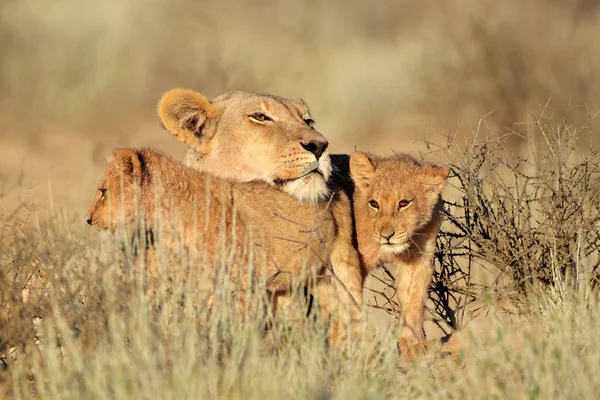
[
  {"left": 87, "top": 148, "right": 143, "bottom": 230},
  {"left": 158, "top": 88, "right": 332, "bottom": 203},
  {"left": 350, "top": 152, "right": 449, "bottom": 256}
]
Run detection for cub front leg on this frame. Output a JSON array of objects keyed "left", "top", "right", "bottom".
[{"left": 395, "top": 255, "right": 434, "bottom": 360}]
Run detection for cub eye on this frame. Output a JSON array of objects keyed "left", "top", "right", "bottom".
[
  {"left": 368, "top": 200, "right": 380, "bottom": 210},
  {"left": 304, "top": 118, "right": 315, "bottom": 128},
  {"left": 249, "top": 113, "right": 272, "bottom": 123},
  {"left": 398, "top": 200, "right": 411, "bottom": 209},
  {"left": 99, "top": 188, "right": 107, "bottom": 199}
]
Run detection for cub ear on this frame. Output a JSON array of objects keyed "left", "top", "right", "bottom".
[
  {"left": 111, "top": 148, "right": 142, "bottom": 183},
  {"left": 157, "top": 88, "right": 219, "bottom": 154},
  {"left": 350, "top": 152, "right": 376, "bottom": 191},
  {"left": 426, "top": 165, "right": 450, "bottom": 195}
]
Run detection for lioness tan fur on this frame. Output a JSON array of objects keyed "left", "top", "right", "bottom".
[
  {"left": 87, "top": 148, "right": 363, "bottom": 335},
  {"left": 349, "top": 152, "right": 449, "bottom": 358},
  {"left": 158, "top": 88, "right": 332, "bottom": 203},
  {"left": 157, "top": 88, "right": 365, "bottom": 335}
]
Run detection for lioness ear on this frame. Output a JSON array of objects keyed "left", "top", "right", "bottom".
[
  {"left": 350, "top": 152, "right": 376, "bottom": 191},
  {"left": 426, "top": 165, "right": 450, "bottom": 195},
  {"left": 157, "top": 88, "right": 219, "bottom": 154},
  {"left": 112, "top": 148, "right": 142, "bottom": 183},
  {"left": 295, "top": 98, "right": 310, "bottom": 111}
]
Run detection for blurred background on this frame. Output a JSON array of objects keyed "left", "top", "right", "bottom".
[{"left": 1, "top": 0, "right": 599, "bottom": 217}]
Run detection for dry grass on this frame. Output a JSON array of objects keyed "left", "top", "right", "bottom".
[
  {"left": 2, "top": 0, "right": 600, "bottom": 398},
  {"left": 3, "top": 114, "right": 600, "bottom": 398}
]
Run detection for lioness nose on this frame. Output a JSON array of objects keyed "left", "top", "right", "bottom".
[
  {"left": 301, "top": 140, "right": 328, "bottom": 160},
  {"left": 87, "top": 218, "right": 93, "bottom": 226},
  {"left": 380, "top": 230, "right": 395, "bottom": 241}
]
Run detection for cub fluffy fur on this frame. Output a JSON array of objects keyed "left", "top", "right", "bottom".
[
  {"left": 87, "top": 148, "right": 363, "bottom": 330},
  {"left": 158, "top": 88, "right": 332, "bottom": 203},
  {"left": 87, "top": 148, "right": 245, "bottom": 275},
  {"left": 349, "top": 152, "right": 449, "bottom": 357}
]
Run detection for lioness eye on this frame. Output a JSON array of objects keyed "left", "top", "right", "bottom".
[
  {"left": 304, "top": 118, "right": 315, "bottom": 128},
  {"left": 368, "top": 200, "right": 380, "bottom": 210},
  {"left": 249, "top": 113, "right": 272, "bottom": 122},
  {"left": 398, "top": 200, "right": 411, "bottom": 209},
  {"left": 99, "top": 188, "right": 107, "bottom": 198}
]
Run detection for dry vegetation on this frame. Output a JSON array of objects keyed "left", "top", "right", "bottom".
[
  {"left": 2, "top": 0, "right": 600, "bottom": 398},
  {"left": 2, "top": 115, "right": 600, "bottom": 399}
]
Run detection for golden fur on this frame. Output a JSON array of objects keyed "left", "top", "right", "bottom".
[
  {"left": 87, "top": 148, "right": 363, "bottom": 335},
  {"left": 157, "top": 88, "right": 365, "bottom": 340},
  {"left": 158, "top": 88, "right": 332, "bottom": 203},
  {"left": 349, "top": 152, "right": 449, "bottom": 358},
  {"left": 87, "top": 148, "right": 244, "bottom": 275}
]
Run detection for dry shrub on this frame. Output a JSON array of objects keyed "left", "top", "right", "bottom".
[
  {"left": 365, "top": 106, "right": 600, "bottom": 335},
  {"left": 438, "top": 107, "right": 600, "bottom": 294}
]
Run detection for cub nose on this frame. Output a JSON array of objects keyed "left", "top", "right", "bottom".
[
  {"left": 380, "top": 230, "right": 395, "bottom": 242},
  {"left": 301, "top": 140, "right": 328, "bottom": 160},
  {"left": 87, "top": 218, "right": 93, "bottom": 226}
]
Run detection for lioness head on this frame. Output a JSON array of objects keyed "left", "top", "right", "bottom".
[
  {"left": 158, "top": 88, "right": 332, "bottom": 203},
  {"left": 87, "top": 148, "right": 142, "bottom": 230},
  {"left": 350, "top": 152, "right": 449, "bottom": 256}
]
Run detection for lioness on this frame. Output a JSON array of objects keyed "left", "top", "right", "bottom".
[
  {"left": 158, "top": 88, "right": 331, "bottom": 203},
  {"left": 349, "top": 152, "right": 449, "bottom": 358},
  {"left": 157, "top": 88, "right": 364, "bottom": 330},
  {"left": 87, "top": 147, "right": 363, "bottom": 336}
]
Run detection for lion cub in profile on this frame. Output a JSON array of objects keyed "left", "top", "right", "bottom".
[
  {"left": 87, "top": 147, "right": 246, "bottom": 280},
  {"left": 349, "top": 152, "right": 449, "bottom": 358}
]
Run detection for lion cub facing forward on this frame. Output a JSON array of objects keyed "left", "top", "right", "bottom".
[{"left": 349, "top": 152, "right": 449, "bottom": 357}]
